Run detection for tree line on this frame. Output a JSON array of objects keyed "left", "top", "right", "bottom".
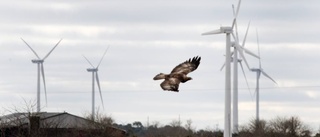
[{"left": 115, "top": 116, "right": 320, "bottom": 137}]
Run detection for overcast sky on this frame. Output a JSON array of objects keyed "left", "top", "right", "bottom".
[{"left": 1, "top": 0, "right": 320, "bottom": 131}]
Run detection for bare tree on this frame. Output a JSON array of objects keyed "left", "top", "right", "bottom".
[
  {"left": 82, "top": 110, "right": 126, "bottom": 137},
  {"left": 185, "top": 119, "right": 195, "bottom": 136},
  {"left": 239, "top": 118, "right": 269, "bottom": 137},
  {"left": 268, "top": 116, "right": 311, "bottom": 137},
  {"left": 0, "top": 99, "right": 38, "bottom": 137},
  {"left": 239, "top": 116, "right": 312, "bottom": 137},
  {"left": 170, "top": 119, "right": 182, "bottom": 127},
  {"left": 150, "top": 121, "right": 161, "bottom": 129}
]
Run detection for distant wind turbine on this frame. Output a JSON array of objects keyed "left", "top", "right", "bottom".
[
  {"left": 21, "top": 38, "right": 63, "bottom": 112},
  {"left": 251, "top": 30, "right": 277, "bottom": 123},
  {"left": 231, "top": 20, "right": 261, "bottom": 134},
  {"left": 83, "top": 46, "right": 110, "bottom": 121}
]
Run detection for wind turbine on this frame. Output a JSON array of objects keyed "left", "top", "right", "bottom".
[
  {"left": 251, "top": 30, "right": 277, "bottom": 123},
  {"left": 83, "top": 46, "right": 110, "bottom": 121},
  {"left": 232, "top": 19, "right": 262, "bottom": 134},
  {"left": 21, "top": 38, "right": 63, "bottom": 112},
  {"left": 202, "top": 0, "right": 248, "bottom": 136},
  {"left": 220, "top": 21, "right": 259, "bottom": 134}
]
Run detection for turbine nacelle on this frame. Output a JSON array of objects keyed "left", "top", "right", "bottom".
[
  {"left": 215, "top": 26, "right": 233, "bottom": 33},
  {"left": 202, "top": 26, "right": 233, "bottom": 35},
  {"left": 31, "top": 59, "right": 44, "bottom": 64},
  {"left": 87, "top": 68, "right": 98, "bottom": 72},
  {"left": 221, "top": 27, "right": 233, "bottom": 33},
  {"left": 250, "top": 68, "right": 261, "bottom": 72}
]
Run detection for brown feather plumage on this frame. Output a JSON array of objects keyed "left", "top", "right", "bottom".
[{"left": 153, "top": 56, "right": 201, "bottom": 92}]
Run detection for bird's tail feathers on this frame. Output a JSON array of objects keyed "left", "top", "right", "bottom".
[{"left": 153, "top": 73, "right": 167, "bottom": 80}]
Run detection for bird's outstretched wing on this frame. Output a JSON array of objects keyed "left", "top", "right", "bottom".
[{"left": 171, "top": 56, "right": 201, "bottom": 75}]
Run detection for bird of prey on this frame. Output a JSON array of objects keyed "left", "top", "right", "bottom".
[{"left": 153, "top": 56, "right": 201, "bottom": 92}]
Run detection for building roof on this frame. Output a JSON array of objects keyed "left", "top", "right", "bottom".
[
  {"left": 0, "top": 112, "right": 127, "bottom": 136},
  {"left": 0, "top": 112, "right": 87, "bottom": 128},
  {"left": 0, "top": 112, "right": 124, "bottom": 132}
]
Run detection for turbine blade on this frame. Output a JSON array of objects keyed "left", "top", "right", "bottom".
[
  {"left": 97, "top": 46, "right": 110, "bottom": 68},
  {"left": 83, "top": 55, "right": 95, "bottom": 68},
  {"left": 235, "top": 0, "right": 242, "bottom": 19},
  {"left": 231, "top": 0, "right": 241, "bottom": 29},
  {"left": 235, "top": 21, "right": 239, "bottom": 42},
  {"left": 220, "top": 63, "right": 226, "bottom": 71},
  {"left": 239, "top": 22, "right": 260, "bottom": 59},
  {"left": 230, "top": 30, "right": 239, "bottom": 44},
  {"left": 41, "top": 63, "right": 48, "bottom": 106},
  {"left": 231, "top": 32, "right": 237, "bottom": 43},
  {"left": 242, "top": 21, "right": 251, "bottom": 47},
  {"left": 231, "top": 18, "right": 236, "bottom": 30},
  {"left": 43, "top": 39, "right": 63, "bottom": 60},
  {"left": 21, "top": 38, "right": 41, "bottom": 59},
  {"left": 232, "top": 5, "right": 239, "bottom": 42},
  {"left": 242, "top": 47, "right": 260, "bottom": 59},
  {"left": 256, "top": 28, "right": 262, "bottom": 68},
  {"left": 237, "top": 45, "right": 250, "bottom": 70},
  {"left": 239, "top": 62, "right": 253, "bottom": 100},
  {"left": 232, "top": 4, "right": 236, "bottom": 17},
  {"left": 95, "top": 72, "right": 104, "bottom": 109},
  {"left": 261, "top": 70, "right": 277, "bottom": 84},
  {"left": 202, "top": 29, "right": 222, "bottom": 35}
]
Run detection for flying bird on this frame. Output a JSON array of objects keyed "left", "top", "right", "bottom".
[{"left": 153, "top": 56, "right": 201, "bottom": 92}]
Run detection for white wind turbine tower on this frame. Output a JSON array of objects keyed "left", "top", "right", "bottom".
[
  {"left": 251, "top": 30, "right": 277, "bottom": 123},
  {"left": 21, "top": 38, "right": 63, "bottom": 113},
  {"left": 83, "top": 47, "right": 110, "bottom": 121},
  {"left": 220, "top": 21, "right": 260, "bottom": 134},
  {"left": 202, "top": 0, "right": 251, "bottom": 136}
]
